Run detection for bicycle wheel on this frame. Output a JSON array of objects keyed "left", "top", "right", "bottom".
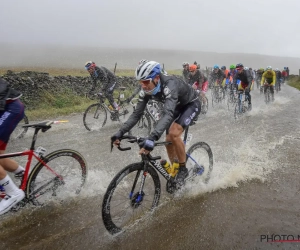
[
  {"left": 234, "top": 102, "right": 241, "bottom": 119},
  {"left": 11, "top": 114, "right": 29, "bottom": 139},
  {"left": 117, "top": 103, "right": 130, "bottom": 123},
  {"left": 26, "top": 149, "right": 87, "bottom": 204},
  {"left": 186, "top": 142, "right": 213, "bottom": 184},
  {"left": 83, "top": 103, "right": 107, "bottom": 131},
  {"left": 102, "top": 162, "right": 161, "bottom": 235},
  {"left": 130, "top": 113, "right": 152, "bottom": 137}
]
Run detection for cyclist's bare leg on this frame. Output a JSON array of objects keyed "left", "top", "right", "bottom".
[
  {"left": 0, "top": 150, "right": 19, "bottom": 179},
  {"left": 165, "top": 123, "right": 185, "bottom": 164},
  {"left": 200, "top": 92, "right": 207, "bottom": 104}
]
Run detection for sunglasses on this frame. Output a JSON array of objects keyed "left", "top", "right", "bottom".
[{"left": 139, "top": 78, "right": 152, "bottom": 85}]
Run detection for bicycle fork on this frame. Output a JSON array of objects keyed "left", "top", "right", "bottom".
[{"left": 129, "top": 169, "right": 147, "bottom": 208}]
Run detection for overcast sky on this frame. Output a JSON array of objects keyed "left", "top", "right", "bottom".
[{"left": 1, "top": 0, "right": 300, "bottom": 58}]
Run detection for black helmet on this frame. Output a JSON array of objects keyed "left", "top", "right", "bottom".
[
  {"left": 236, "top": 63, "right": 244, "bottom": 69},
  {"left": 221, "top": 66, "right": 226, "bottom": 70}
]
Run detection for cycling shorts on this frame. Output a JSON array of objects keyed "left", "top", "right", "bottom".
[
  {"left": 0, "top": 100, "right": 25, "bottom": 150},
  {"left": 166, "top": 99, "right": 201, "bottom": 134},
  {"left": 238, "top": 81, "right": 251, "bottom": 91}
]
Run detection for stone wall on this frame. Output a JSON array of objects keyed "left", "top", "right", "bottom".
[{"left": 1, "top": 70, "right": 139, "bottom": 109}]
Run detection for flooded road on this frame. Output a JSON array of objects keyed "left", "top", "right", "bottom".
[{"left": 1, "top": 84, "right": 300, "bottom": 250}]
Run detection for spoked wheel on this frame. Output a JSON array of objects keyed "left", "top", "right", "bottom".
[
  {"left": 83, "top": 103, "right": 107, "bottom": 131},
  {"left": 102, "top": 163, "right": 161, "bottom": 235},
  {"left": 130, "top": 113, "right": 152, "bottom": 137},
  {"left": 26, "top": 149, "right": 87, "bottom": 205},
  {"left": 234, "top": 102, "right": 242, "bottom": 120},
  {"left": 186, "top": 142, "right": 213, "bottom": 184},
  {"left": 11, "top": 114, "right": 29, "bottom": 139}
]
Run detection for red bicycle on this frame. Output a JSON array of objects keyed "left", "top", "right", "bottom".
[{"left": 0, "top": 120, "right": 87, "bottom": 213}]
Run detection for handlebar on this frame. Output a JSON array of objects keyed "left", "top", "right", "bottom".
[{"left": 110, "top": 135, "right": 172, "bottom": 153}]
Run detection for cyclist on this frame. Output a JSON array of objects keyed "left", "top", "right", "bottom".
[
  {"left": 232, "top": 63, "right": 253, "bottom": 110},
  {"left": 261, "top": 66, "right": 276, "bottom": 102},
  {"left": 194, "top": 61, "right": 200, "bottom": 69},
  {"left": 0, "top": 77, "right": 25, "bottom": 215},
  {"left": 111, "top": 61, "right": 200, "bottom": 185},
  {"left": 256, "top": 68, "right": 264, "bottom": 92},
  {"left": 182, "top": 62, "right": 190, "bottom": 83},
  {"left": 209, "top": 65, "right": 226, "bottom": 98},
  {"left": 85, "top": 61, "right": 119, "bottom": 111},
  {"left": 188, "top": 64, "right": 208, "bottom": 112},
  {"left": 227, "top": 64, "right": 237, "bottom": 94},
  {"left": 221, "top": 66, "right": 230, "bottom": 90},
  {"left": 275, "top": 68, "right": 282, "bottom": 91},
  {"left": 281, "top": 68, "right": 287, "bottom": 84}
]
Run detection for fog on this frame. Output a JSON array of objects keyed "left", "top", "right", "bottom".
[{"left": 1, "top": 0, "right": 299, "bottom": 72}]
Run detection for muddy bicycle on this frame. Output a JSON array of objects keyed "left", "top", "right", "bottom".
[
  {"left": 83, "top": 87, "right": 129, "bottom": 131},
  {"left": 102, "top": 124, "right": 213, "bottom": 234},
  {"left": 0, "top": 120, "right": 87, "bottom": 214}
]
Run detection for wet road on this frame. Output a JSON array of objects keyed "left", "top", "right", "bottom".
[{"left": 1, "top": 84, "right": 300, "bottom": 250}]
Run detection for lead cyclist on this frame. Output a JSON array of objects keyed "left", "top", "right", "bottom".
[{"left": 111, "top": 61, "right": 201, "bottom": 185}]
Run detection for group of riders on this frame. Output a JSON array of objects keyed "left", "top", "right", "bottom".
[
  {"left": 182, "top": 62, "right": 289, "bottom": 109},
  {"left": 0, "top": 59, "right": 290, "bottom": 215}
]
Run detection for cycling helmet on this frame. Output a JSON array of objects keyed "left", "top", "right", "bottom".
[
  {"left": 194, "top": 61, "right": 197, "bottom": 65},
  {"left": 284, "top": 67, "right": 287, "bottom": 70},
  {"left": 275, "top": 68, "right": 279, "bottom": 71},
  {"left": 189, "top": 64, "right": 197, "bottom": 72},
  {"left": 236, "top": 63, "right": 244, "bottom": 69},
  {"left": 259, "top": 68, "right": 264, "bottom": 71},
  {"left": 266, "top": 66, "right": 272, "bottom": 70},
  {"left": 139, "top": 59, "right": 149, "bottom": 65},
  {"left": 213, "top": 64, "right": 219, "bottom": 69},
  {"left": 249, "top": 68, "right": 252, "bottom": 70},
  {"left": 221, "top": 66, "right": 226, "bottom": 70},
  {"left": 244, "top": 67, "right": 249, "bottom": 70},
  {"left": 135, "top": 61, "right": 161, "bottom": 81},
  {"left": 182, "top": 62, "right": 189, "bottom": 67},
  {"left": 85, "top": 61, "right": 96, "bottom": 70},
  {"left": 230, "top": 64, "right": 235, "bottom": 69}
]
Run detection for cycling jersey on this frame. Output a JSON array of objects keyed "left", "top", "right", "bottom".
[
  {"left": 188, "top": 70, "right": 207, "bottom": 86},
  {"left": 182, "top": 69, "right": 190, "bottom": 83},
  {"left": 119, "top": 73, "right": 199, "bottom": 140},
  {"left": 209, "top": 69, "right": 225, "bottom": 85},
  {"left": 261, "top": 70, "right": 276, "bottom": 86}
]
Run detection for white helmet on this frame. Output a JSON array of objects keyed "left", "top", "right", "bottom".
[
  {"left": 266, "top": 66, "right": 272, "bottom": 70},
  {"left": 182, "top": 62, "right": 189, "bottom": 67},
  {"left": 244, "top": 67, "right": 249, "bottom": 70},
  {"left": 138, "top": 59, "right": 148, "bottom": 65},
  {"left": 275, "top": 68, "right": 279, "bottom": 71},
  {"left": 135, "top": 61, "right": 161, "bottom": 80}
]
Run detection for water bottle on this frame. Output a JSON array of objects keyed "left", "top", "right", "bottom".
[
  {"left": 0, "top": 185, "right": 5, "bottom": 199},
  {"left": 160, "top": 159, "right": 172, "bottom": 174},
  {"left": 170, "top": 159, "right": 180, "bottom": 177}
]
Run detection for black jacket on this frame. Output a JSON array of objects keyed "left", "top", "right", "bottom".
[
  {"left": 188, "top": 70, "right": 207, "bottom": 86},
  {"left": 233, "top": 69, "right": 252, "bottom": 85},
  {"left": 209, "top": 70, "right": 225, "bottom": 84},
  {"left": 90, "top": 66, "right": 116, "bottom": 91},
  {"left": 119, "top": 73, "right": 198, "bottom": 140},
  {"left": 0, "top": 77, "right": 22, "bottom": 110}
]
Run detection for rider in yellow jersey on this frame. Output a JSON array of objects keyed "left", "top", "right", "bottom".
[{"left": 261, "top": 66, "right": 276, "bottom": 102}]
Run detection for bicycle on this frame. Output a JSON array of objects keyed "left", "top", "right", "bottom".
[
  {"left": 83, "top": 87, "right": 129, "bottom": 131},
  {"left": 211, "top": 84, "right": 225, "bottom": 108},
  {"left": 129, "top": 99, "right": 163, "bottom": 137},
  {"left": 263, "top": 84, "right": 272, "bottom": 104},
  {"left": 234, "top": 90, "right": 250, "bottom": 119},
  {"left": 11, "top": 114, "right": 29, "bottom": 139},
  {"left": 102, "top": 125, "right": 213, "bottom": 234},
  {"left": 199, "top": 94, "right": 209, "bottom": 114},
  {"left": 0, "top": 120, "right": 87, "bottom": 213}
]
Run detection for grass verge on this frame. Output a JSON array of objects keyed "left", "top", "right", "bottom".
[{"left": 287, "top": 76, "right": 300, "bottom": 91}]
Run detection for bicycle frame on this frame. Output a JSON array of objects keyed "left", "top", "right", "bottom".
[{"left": 0, "top": 127, "right": 63, "bottom": 193}]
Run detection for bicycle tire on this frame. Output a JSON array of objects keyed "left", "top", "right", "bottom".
[
  {"left": 83, "top": 103, "right": 107, "bottom": 131},
  {"left": 26, "top": 149, "right": 87, "bottom": 205},
  {"left": 102, "top": 162, "right": 161, "bottom": 235},
  {"left": 11, "top": 114, "right": 29, "bottom": 139},
  {"left": 186, "top": 142, "right": 213, "bottom": 184},
  {"left": 130, "top": 113, "right": 152, "bottom": 137}
]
